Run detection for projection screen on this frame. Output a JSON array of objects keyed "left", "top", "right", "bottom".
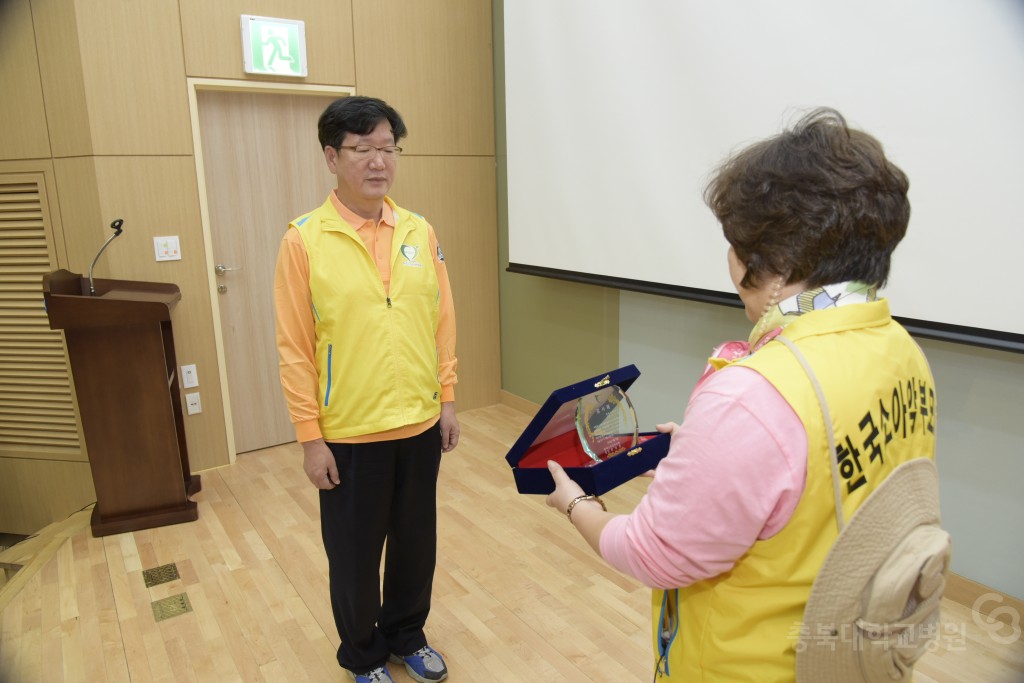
[{"left": 504, "top": 1, "right": 1024, "bottom": 352}]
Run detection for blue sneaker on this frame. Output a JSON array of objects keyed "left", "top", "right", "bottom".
[
  {"left": 347, "top": 665, "right": 395, "bottom": 683},
  {"left": 389, "top": 646, "right": 448, "bottom": 682}
]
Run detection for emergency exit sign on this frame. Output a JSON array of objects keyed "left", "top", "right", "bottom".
[{"left": 241, "top": 15, "right": 308, "bottom": 77}]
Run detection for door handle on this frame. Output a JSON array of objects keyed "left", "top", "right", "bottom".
[{"left": 215, "top": 263, "right": 241, "bottom": 275}]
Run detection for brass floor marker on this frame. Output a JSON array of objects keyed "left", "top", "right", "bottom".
[
  {"left": 142, "top": 562, "right": 180, "bottom": 588},
  {"left": 151, "top": 593, "right": 192, "bottom": 622}
]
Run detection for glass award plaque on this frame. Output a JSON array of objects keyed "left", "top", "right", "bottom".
[
  {"left": 575, "top": 384, "right": 639, "bottom": 462},
  {"left": 506, "top": 365, "right": 671, "bottom": 495}
]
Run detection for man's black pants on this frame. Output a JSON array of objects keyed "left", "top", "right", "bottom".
[{"left": 321, "top": 425, "right": 442, "bottom": 673}]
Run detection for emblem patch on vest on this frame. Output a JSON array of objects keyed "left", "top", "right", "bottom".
[{"left": 400, "top": 244, "right": 423, "bottom": 267}]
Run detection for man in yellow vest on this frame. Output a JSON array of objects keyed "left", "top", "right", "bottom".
[
  {"left": 274, "top": 96, "right": 458, "bottom": 683},
  {"left": 545, "top": 108, "right": 939, "bottom": 682}
]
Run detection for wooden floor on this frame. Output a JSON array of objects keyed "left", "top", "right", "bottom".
[{"left": 1, "top": 403, "right": 1022, "bottom": 682}]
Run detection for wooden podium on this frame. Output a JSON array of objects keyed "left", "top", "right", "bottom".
[{"left": 42, "top": 270, "right": 201, "bottom": 537}]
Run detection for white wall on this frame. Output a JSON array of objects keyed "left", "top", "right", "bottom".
[{"left": 620, "top": 290, "right": 1024, "bottom": 599}]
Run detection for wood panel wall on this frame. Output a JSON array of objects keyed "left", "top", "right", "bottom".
[
  {"left": 352, "top": 0, "right": 496, "bottom": 157},
  {"left": 0, "top": 1, "right": 50, "bottom": 160},
  {"left": 0, "top": 0, "right": 500, "bottom": 534}
]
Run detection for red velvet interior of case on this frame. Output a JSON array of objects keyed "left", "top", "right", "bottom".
[
  {"left": 517, "top": 431, "right": 658, "bottom": 469},
  {"left": 517, "top": 430, "right": 591, "bottom": 469}
]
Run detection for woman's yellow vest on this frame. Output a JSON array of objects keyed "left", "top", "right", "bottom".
[
  {"left": 290, "top": 196, "right": 442, "bottom": 439},
  {"left": 654, "top": 300, "right": 937, "bottom": 682}
]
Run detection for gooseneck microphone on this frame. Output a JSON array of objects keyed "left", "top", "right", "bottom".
[{"left": 88, "top": 219, "right": 124, "bottom": 295}]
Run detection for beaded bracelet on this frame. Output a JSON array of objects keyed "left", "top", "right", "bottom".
[{"left": 565, "top": 494, "right": 607, "bottom": 522}]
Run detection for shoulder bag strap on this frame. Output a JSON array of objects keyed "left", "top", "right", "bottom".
[{"left": 775, "top": 335, "right": 845, "bottom": 533}]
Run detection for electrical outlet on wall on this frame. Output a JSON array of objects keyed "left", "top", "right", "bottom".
[{"left": 185, "top": 392, "right": 202, "bottom": 415}]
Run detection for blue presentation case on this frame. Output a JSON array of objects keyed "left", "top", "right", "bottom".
[{"left": 505, "top": 364, "right": 671, "bottom": 495}]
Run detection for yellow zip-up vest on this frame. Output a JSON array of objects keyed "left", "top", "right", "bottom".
[
  {"left": 654, "top": 300, "right": 937, "bottom": 682},
  {"left": 290, "top": 196, "right": 442, "bottom": 439}
]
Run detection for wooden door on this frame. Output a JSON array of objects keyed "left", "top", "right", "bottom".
[{"left": 197, "top": 91, "right": 336, "bottom": 453}]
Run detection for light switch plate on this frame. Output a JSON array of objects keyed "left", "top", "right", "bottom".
[
  {"left": 181, "top": 364, "right": 198, "bottom": 388},
  {"left": 154, "top": 236, "right": 181, "bottom": 261}
]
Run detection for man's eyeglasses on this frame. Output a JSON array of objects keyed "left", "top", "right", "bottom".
[{"left": 338, "top": 145, "right": 403, "bottom": 160}]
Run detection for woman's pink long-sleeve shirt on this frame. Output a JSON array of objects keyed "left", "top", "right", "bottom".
[{"left": 599, "top": 364, "right": 808, "bottom": 589}]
